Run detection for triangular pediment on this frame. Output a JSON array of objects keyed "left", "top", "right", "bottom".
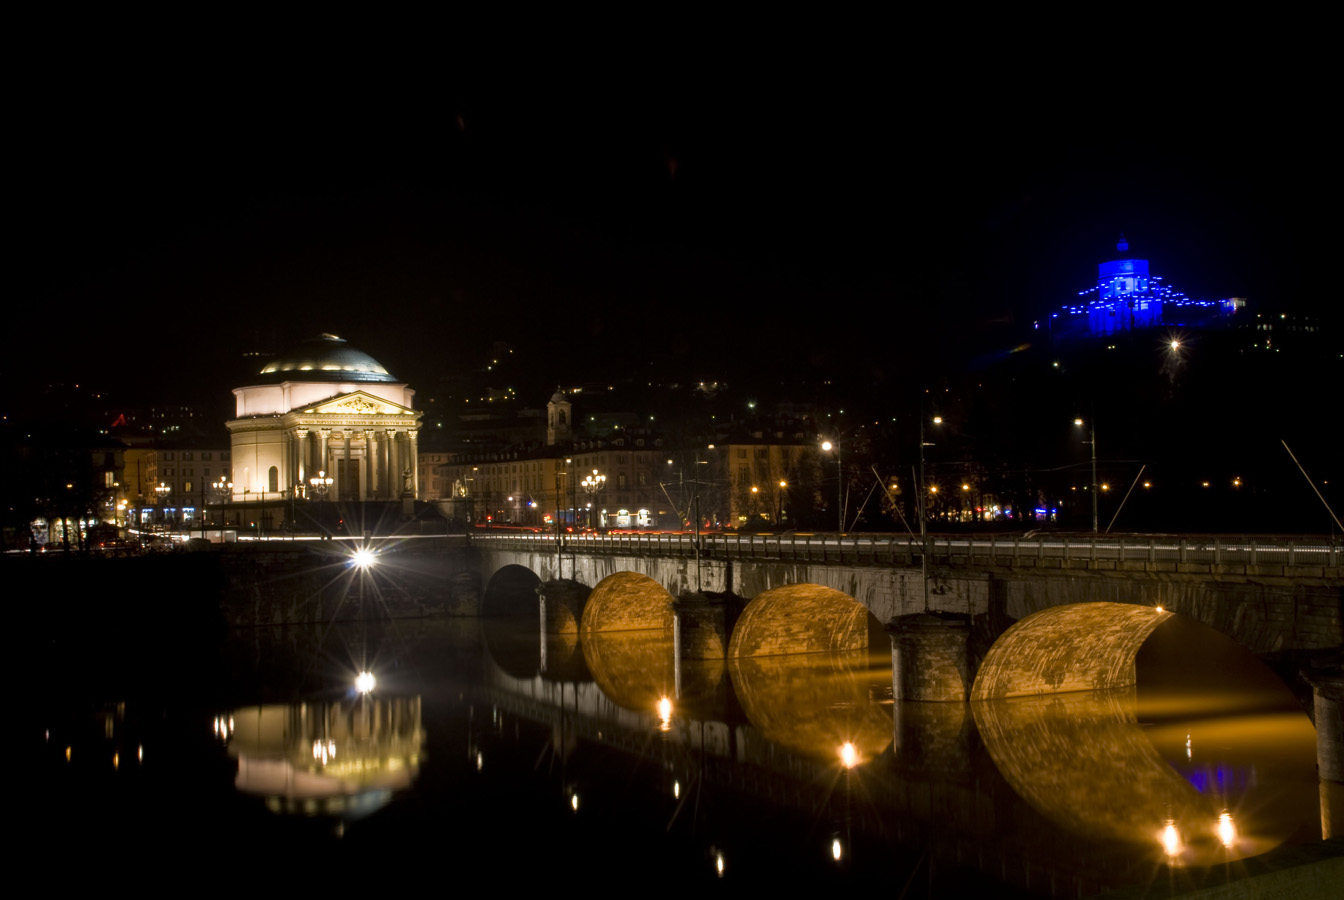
[{"left": 302, "top": 391, "right": 417, "bottom": 417}]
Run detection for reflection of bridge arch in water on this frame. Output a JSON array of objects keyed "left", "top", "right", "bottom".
[
  {"left": 972, "top": 601, "right": 1172, "bottom": 699},
  {"left": 727, "top": 584, "right": 882, "bottom": 658},
  {"left": 971, "top": 605, "right": 1319, "bottom": 865}
]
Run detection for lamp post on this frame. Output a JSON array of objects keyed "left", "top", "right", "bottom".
[
  {"left": 211, "top": 478, "right": 233, "bottom": 533},
  {"left": 309, "top": 471, "right": 333, "bottom": 539},
  {"left": 581, "top": 470, "right": 606, "bottom": 531},
  {"left": 155, "top": 483, "right": 171, "bottom": 531},
  {"left": 820, "top": 440, "right": 842, "bottom": 533},
  {"left": 919, "top": 415, "right": 942, "bottom": 613},
  {"left": 1074, "top": 418, "right": 1098, "bottom": 534},
  {"left": 777, "top": 480, "right": 787, "bottom": 525}
]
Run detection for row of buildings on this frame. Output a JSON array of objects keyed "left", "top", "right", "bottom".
[{"left": 16, "top": 334, "right": 826, "bottom": 545}]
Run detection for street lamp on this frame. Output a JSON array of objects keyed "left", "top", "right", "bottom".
[
  {"left": 777, "top": 480, "right": 787, "bottom": 524},
  {"left": 211, "top": 477, "right": 232, "bottom": 531},
  {"left": 919, "top": 415, "right": 942, "bottom": 612},
  {"left": 155, "top": 483, "right": 171, "bottom": 531},
  {"left": 581, "top": 470, "right": 606, "bottom": 531},
  {"left": 309, "top": 470, "right": 333, "bottom": 501},
  {"left": 820, "top": 439, "right": 842, "bottom": 533},
  {"left": 1074, "top": 418, "right": 1098, "bottom": 534}
]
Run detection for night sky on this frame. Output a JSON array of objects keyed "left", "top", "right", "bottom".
[{"left": 10, "top": 46, "right": 1335, "bottom": 412}]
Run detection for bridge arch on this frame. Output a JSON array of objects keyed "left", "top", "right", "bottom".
[
  {"left": 578, "top": 572, "right": 675, "bottom": 635},
  {"left": 972, "top": 602, "right": 1172, "bottom": 699},
  {"left": 482, "top": 564, "right": 542, "bottom": 618},
  {"left": 728, "top": 584, "right": 880, "bottom": 658}
]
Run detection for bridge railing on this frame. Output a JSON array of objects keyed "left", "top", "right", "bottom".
[{"left": 467, "top": 531, "right": 1342, "bottom": 568}]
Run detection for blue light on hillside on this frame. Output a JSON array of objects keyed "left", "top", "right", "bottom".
[{"left": 1049, "top": 236, "right": 1240, "bottom": 341}]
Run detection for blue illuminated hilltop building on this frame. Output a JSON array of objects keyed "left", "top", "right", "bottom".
[{"left": 1042, "top": 235, "right": 1244, "bottom": 343}]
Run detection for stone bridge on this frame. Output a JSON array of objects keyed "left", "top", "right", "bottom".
[{"left": 468, "top": 532, "right": 1343, "bottom": 705}]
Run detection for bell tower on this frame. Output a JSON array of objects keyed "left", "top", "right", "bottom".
[{"left": 546, "top": 389, "right": 572, "bottom": 446}]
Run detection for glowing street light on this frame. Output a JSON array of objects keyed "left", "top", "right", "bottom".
[
  {"left": 354, "top": 671, "right": 376, "bottom": 694},
  {"left": 1075, "top": 418, "right": 1098, "bottom": 533},
  {"left": 581, "top": 470, "right": 606, "bottom": 531},
  {"left": 820, "top": 439, "right": 842, "bottom": 532}
]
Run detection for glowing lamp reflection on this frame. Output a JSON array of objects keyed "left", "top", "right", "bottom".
[
  {"left": 657, "top": 697, "right": 673, "bottom": 732},
  {"left": 840, "top": 741, "right": 858, "bottom": 769},
  {"left": 832, "top": 838, "right": 843, "bottom": 861},
  {"left": 1217, "top": 811, "right": 1237, "bottom": 848},
  {"left": 1160, "top": 820, "right": 1183, "bottom": 860}
]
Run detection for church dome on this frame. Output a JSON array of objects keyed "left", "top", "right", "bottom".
[{"left": 257, "top": 334, "right": 398, "bottom": 383}]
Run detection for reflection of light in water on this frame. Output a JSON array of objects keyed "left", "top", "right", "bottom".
[
  {"left": 673, "top": 780, "right": 680, "bottom": 799},
  {"left": 312, "top": 740, "right": 336, "bottom": 764},
  {"left": 475, "top": 752, "right": 483, "bottom": 772},
  {"left": 570, "top": 792, "right": 579, "bottom": 812},
  {"left": 1161, "top": 819, "right": 1183, "bottom": 860},
  {"left": 65, "top": 746, "right": 71, "bottom": 762},
  {"left": 1186, "top": 733, "right": 1192, "bottom": 759},
  {"left": 137, "top": 745, "right": 143, "bottom": 763},
  {"left": 213, "top": 715, "right": 234, "bottom": 740},
  {"left": 657, "top": 696, "right": 673, "bottom": 732},
  {"left": 355, "top": 671, "right": 376, "bottom": 694},
  {"left": 715, "top": 851, "right": 725, "bottom": 877},
  {"left": 840, "top": 741, "right": 859, "bottom": 769},
  {"left": 1218, "top": 811, "right": 1237, "bottom": 849},
  {"left": 112, "top": 752, "right": 119, "bottom": 770},
  {"left": 831, "top": 838, "right": 843, "bottom": 861}
]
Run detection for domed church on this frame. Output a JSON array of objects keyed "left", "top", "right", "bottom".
[{"left": 227, "top": 334, "right": 423, "bottom": 503}]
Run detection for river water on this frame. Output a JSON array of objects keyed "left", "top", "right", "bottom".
[{"left": 23, "top": 603, "right": 1327, "bottom": 894}]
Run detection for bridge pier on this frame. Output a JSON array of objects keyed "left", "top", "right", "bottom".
[
  {"left": 888, "top": 612, "right": 971, "bottom": 702},
  {"left": 536, "top": 580, "right": 589, "bottom": 634},
  {"left": 1303, "top": 660, "right": 1344, "bottom": 839},
  {"left": 672, "top": 592, "right": 731, "bottom": 660}
]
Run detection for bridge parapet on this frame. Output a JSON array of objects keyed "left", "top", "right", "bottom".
[{"left": 472, "top": 531, "right": 1342, "bottom": 577}]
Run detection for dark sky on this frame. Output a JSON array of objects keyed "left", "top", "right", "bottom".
[{"left": 10, "top": 46, "right": 1334, "bottom": 409}]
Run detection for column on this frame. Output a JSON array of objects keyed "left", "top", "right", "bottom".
[
  {"left": 408, "top": 429, "right": 419, "bottom": 499},
  {"left": 342, "top": 429, "right": 352, "bottom": 500},
  {"left": 361, "top": 430, "right": 373, "bottom": 501},
  {"left": 385, "top": 430, "right": 396, "bottom": 499},
  {"left": 389, "top": 430, "right": 402, "bottom": 495},
  {"left": 366, "top": 430, "right": 379, "bottom": 499},
  {"left": 318, "top": 430, "right": 330, "bottom": 484},
  {"left": 295, "top": 430, "right": 309, "bottom": 496}
]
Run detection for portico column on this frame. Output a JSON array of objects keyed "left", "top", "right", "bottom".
[
  {"left": 385, "top": 430, "right": 396, "bottom": 500},
  {"left": 342, "top": 429, "right": 353, "bottom": 500},
  {"left": 367, "top": 430, "right": 379, "bottom": 499},
  {"left": 363, "top": 430, "right": 375, "bottom": 501},
  {"left": 319, "top": 429, "right": 330, "bottom": 487},
  {"left": 389, "top": 430, "right": 402, "bottom": 495},
  {"left": 408, "top": 429, "right": 419, "bottom": 500},
  {"left": 295, "top": 430, "right": 309, "bottom": 496}
]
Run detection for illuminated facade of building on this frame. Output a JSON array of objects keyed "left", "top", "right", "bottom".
[
  {"left": 226, "top": 334, "right": 422, "bottom": 503},
  {"left": 1044, "top": 236, "right": 1244, "bottom": 340}
]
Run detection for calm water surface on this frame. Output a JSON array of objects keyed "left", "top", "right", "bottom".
[{"left": 24, "top": 610, "right": 1324, "bottom": 894}]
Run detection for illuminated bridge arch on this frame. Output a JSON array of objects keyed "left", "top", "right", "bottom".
[
  {"left": 971, "top": 602, "right": 1172, "bottom": 699},
  {"left": 578, "top": 572, "right": 675, "bottom": 635},
  {"left": 728, "top": 584, "right": 880, "bottom": 658}
]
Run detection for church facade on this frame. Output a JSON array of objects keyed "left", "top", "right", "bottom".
[{"left": 226, "top": 334, "right": 422, "bottom": 503}]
